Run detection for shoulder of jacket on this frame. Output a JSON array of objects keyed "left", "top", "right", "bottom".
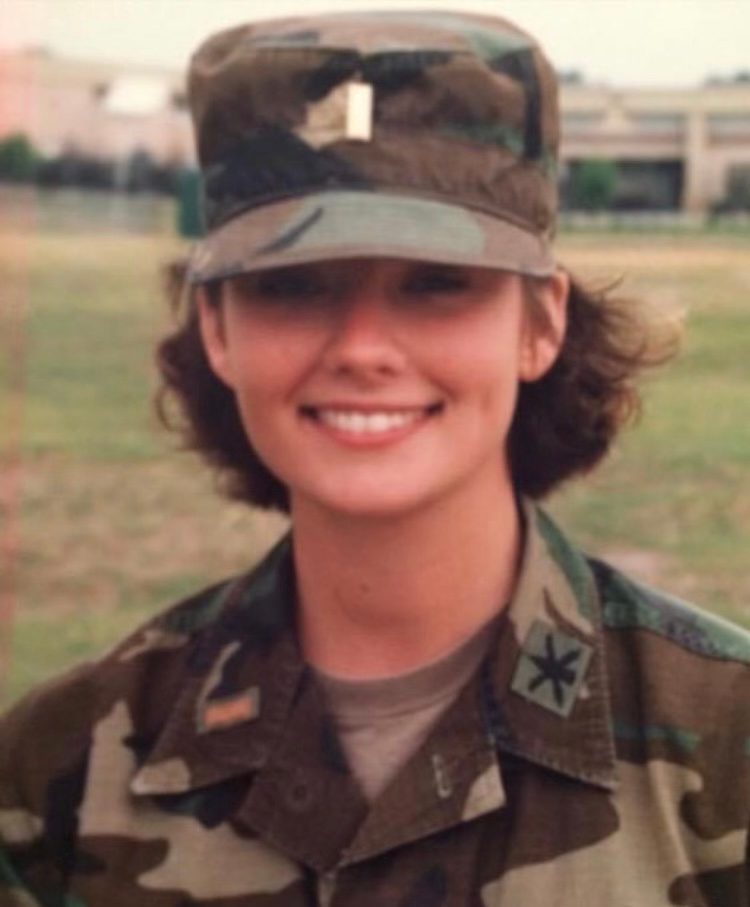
[
  {"left": 588, "top": 555, "right": 750, "bottom": 666},
  {"left": 0, "top": 575, "right": 242, "bottom": 774}
]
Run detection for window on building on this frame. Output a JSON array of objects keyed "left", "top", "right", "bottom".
[
  {"left": 708, "top": 113, "right": 750, "bottom": 139},
  {"left": 561, "top": 112, "right": 604, "bottom": 134},
  {"left": 629, "top": 113, "right": 685, "bottom": 137},
  {"left": 104, "top": 77, "right": 169, "bottom": 116}
]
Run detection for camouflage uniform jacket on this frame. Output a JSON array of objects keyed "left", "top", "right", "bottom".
[{"left": 1, "top": 505, "right": 748, "bottom": 906}]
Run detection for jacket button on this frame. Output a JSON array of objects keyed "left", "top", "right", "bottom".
[{"left": 285, "top": 776, "right": 315, "bottom": 811}]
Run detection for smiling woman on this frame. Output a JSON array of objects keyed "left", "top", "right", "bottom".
[
  {"left": 157, "top": 259, "right": 661, "bottom": 512},
  {"left": 1, "top": 8, "right": 748, "bottom": 907}
]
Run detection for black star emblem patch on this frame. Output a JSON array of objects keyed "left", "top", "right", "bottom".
[{"left": 510, "top": 621, "right": 593, "bottom": 717}]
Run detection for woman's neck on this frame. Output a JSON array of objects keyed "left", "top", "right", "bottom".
[{"left": 290, "top": 476, "right": 522, "bottom": 679}]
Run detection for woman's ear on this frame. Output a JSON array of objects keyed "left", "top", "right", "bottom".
[
  {"left": 196, "top": 286, "right": 235, "bottom": 389},
  {"left": 519, "top": 268, "right": 569, "bottom": 382}
]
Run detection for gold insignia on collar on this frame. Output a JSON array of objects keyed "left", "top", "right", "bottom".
[{"left": 198, "top": 687, "right": 261, "bottom": 733}]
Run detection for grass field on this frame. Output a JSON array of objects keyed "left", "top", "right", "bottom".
[{"left": 1, "top": 225, "right": 748, "bottom": 706}]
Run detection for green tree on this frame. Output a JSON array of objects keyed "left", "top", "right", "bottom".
[
  {"left": 0, "top": 133, "right": 39, "bottom": 183},
  {"left": 570, "top": 159, "right": 618, "bottom": 211},
  {"left": 176, "top": 167, "right": 204, "bottom": 238}
]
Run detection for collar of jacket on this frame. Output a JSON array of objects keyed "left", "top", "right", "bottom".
[
  {"left": 130, "top": 502, "right": 617, "bottom": 804},
  {"left": 482, "top": 501, "right": 617, "bottom": 791}
]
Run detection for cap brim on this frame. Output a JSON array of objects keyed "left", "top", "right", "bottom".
[{"left": 188, "top": 191, "right": 555, "bottom": 283}]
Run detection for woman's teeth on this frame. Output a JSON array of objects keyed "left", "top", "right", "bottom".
[{"left": 314, "top": 409, "right": 425, "bottom": 433}]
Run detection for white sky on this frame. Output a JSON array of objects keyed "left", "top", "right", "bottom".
[{"left": 1, "top": 0, "right": 749, "bottom": 88}]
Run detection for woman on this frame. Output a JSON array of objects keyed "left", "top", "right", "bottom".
[{"left": 1, "top": 9, "right": 748, "bottom": 906}]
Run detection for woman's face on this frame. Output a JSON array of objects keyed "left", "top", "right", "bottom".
[{"left": 198, "top": 257, "right": 567, "bottom": 520}]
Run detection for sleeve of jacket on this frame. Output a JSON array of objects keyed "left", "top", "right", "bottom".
[
  {"left": 0, "top": 696, "right": 49, "bottom": 905},
  {"left": 0, "top": 665, "right": 95, "bottom": 904},
  {"left": 0, "top": 847, "right": 44, "bottom": 906}
]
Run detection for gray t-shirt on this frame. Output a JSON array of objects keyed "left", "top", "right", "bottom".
[{"left": 314, "top": 615, "right": 501, "bottom": 800}]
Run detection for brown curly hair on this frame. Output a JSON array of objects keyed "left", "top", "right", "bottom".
[{"left": 155, "top": 261, "right": 679, "bottom": 513}]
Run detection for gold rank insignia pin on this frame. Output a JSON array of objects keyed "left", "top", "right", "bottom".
[
  {"left": 345, "top": 82, "right": 374, "bottom": 141},
  {"left": 198, "top": 687, "right": 261, "bottom": 733}
]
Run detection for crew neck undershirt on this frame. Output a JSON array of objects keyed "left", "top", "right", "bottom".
[{"left": 313, "top": 615, "right": 502, "bottom": 801}]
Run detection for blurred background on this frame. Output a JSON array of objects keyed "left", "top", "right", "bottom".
[{"left": 1, "top": 0, "right": 749, "bottom": 705}]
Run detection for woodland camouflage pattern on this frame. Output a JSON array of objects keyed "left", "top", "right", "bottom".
[
  {"left": 187, "top": 10, "right": 560, "bottom": 282},
  {"left": 1, "top": 505, "right": 748, "bottom": 906}
]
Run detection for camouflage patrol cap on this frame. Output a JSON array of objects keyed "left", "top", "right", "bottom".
[{"left": 187, "top": 9, "right": 560, "bottom": 282}]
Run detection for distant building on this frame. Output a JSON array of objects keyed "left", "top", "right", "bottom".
[
  {"left": 560, "top": 79, "right": 750, "bottom": 212},
  {"left": 0, "top": 49, "right": 191, "bottom": 169},
  {"left": 1, "top": 48, "right": 750, "bottom": 211}
]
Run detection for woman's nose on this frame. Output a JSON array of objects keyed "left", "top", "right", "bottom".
[{"left": 320, "top": 284, "right": 408, "bottom": 378}]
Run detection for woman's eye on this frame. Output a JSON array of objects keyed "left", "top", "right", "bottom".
[
  {"left": 403, "top": 266, "right": 470, "bottom": 296},
  {"left": 255, "top": 268, "right": 326, "bottom": 300},
  {"left": 230, "top": 267, "right": 327, "bottom": 304}
]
